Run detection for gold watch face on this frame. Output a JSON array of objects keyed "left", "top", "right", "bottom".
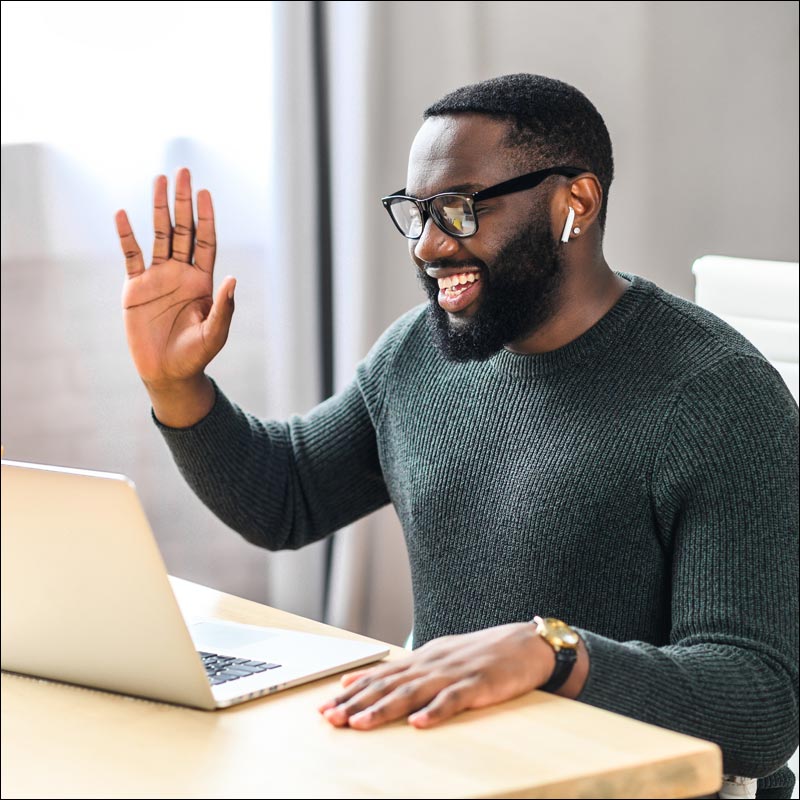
[{"left": 537, "top": 617, "right": 580, "bottom": 650}]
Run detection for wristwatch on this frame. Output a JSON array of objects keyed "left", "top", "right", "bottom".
[{"left": 532, "top": 616, "right": 580, "bottom": 693}]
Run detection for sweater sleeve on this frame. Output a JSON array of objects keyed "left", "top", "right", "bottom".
[
  {"left": 575, "top": 355, "right": 799, "bottom": 780},
  {"left": 153, "top": 307, "right": 423, "bottom": 550}
]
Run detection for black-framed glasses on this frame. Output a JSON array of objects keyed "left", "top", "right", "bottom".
[{"left": 381, "top": 166, "right": 585, "bottom": 240}]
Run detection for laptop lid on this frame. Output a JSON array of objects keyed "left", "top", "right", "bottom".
[{"left": 0, "top": 460, "right": 388, "bottom": 710}]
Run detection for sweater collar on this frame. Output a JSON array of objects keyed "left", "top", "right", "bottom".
[{"left": 487, "top": 272, "right": 651, "bottom": 379}]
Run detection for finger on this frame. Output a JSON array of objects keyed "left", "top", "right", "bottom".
[
  {"left": 347, "top": 680, "right": 447, "bottom": 730},
  {"left": 408, "top": 678, "right": 478, "bottom": 728},
  {"left": 323, "top": 666, "right": 442, "bottom": 730},
  {"left": 200, "top": 276, "right": 236, "bottom": 358},
  {"left": 318, "top": 661, "right": 413, "bottom": 712},
  {"left": 115, "top": 210, "right": 145, "bottom": 278},
  {"left": 339, "top": 667, "right": 380, "bottom": 689},
  {"left": 322, "top": 673, "right": 408, "bottom": 726},
  {"left": 194, "top": 188, "right": 216, "bottom": 274},
  {"left": 172, "top": 167, "right": 194, "bottom": 263},
  {"left": 152, "top": 175, "right": 172, "bottom": 265}
]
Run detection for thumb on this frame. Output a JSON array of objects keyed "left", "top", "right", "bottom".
[{"left": 203, "top": 276, "right": 236, "bottom": 355}]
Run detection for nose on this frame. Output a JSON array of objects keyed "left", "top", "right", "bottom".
[{"left": 413, "top": 215, "right": 460, "bottom": 264}]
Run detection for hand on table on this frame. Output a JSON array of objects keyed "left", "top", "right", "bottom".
[{"left": 318, "top": 622, "right": 558, "bottom": 730}]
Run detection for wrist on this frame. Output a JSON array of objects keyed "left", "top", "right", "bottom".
[
  {"left": 529, "top": 626, "right": 557, "bottom": 686},
  {"left": 145, "top": 374, "right": 216, "bottom": 429},
  {"left": 531, "top": 617, "right": 589, "bottom": 699},
  {"left": 554, "top": 632, "right": 589, "bottom": 699},
  {"left": 513, "top": 622, "right": 557, "bottom": 692}
]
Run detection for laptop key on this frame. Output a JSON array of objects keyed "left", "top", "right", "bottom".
[
  {"left": 230, "top": 664, "right": 268, "bottom": 674},
  {"left": 198, "top": 651, "right": 281, "bottom": 685}
]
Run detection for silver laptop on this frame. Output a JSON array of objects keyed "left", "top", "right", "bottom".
[{"left": 0, "top": 459, "right": 389, "bottom": 710}]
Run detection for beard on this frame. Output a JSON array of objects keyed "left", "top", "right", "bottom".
[{"left": 418, "top": 218, "right": 565, "bottom": 362}]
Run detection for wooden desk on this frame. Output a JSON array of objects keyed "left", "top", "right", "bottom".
[{"left": 1, "top": 577, "right": 721, "bottom": 799}]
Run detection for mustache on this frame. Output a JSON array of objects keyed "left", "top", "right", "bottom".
[{"left": 421, "top": 259, "right": 486, "bottom": 273}]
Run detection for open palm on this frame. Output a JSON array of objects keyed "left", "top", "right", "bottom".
[{"left": 116, "top": 168, "right": 235, "bottom": 387}]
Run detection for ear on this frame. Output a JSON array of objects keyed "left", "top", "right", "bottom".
[{"left": 565, "top": 175, "right": 603, "bottom": 234}]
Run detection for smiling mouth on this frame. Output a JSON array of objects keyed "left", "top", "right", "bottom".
[
  {"left": 437, "top": 272, "right": 480, "bottom": 297},
  {"left": 435, "top": 271, "right": 482, "bottom": 315}
]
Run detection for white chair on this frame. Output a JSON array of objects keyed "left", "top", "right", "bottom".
[
  {"left": 692, "top": 255, "right": 799, "bottom": 402},
  {"left": 693, "top": 255, "right": 800, "bottom": 799}
]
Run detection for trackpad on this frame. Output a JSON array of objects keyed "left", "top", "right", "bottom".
[{"left": 189, "top": 620, "right": 279, "bottom": 651}]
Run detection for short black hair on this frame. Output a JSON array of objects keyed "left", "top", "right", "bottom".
[{"left": 424, "top": 74, "right": 614, "bottom": 231}]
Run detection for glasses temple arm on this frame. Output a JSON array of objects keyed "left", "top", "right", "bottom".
[{"left": 474, "top": 167, "right": 585, "bottom": 202}]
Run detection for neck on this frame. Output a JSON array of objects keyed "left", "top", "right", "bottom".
[{"left": 506, "top": 261, "right": 629, "bottom": 355}]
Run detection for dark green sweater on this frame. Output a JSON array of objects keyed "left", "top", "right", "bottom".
[{"left": 158, "top": 274, "right": 798, "bottom": 795}]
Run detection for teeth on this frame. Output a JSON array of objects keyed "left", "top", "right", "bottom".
[{"left": 437, "top": 273, "right": 479, "bottom": 290}]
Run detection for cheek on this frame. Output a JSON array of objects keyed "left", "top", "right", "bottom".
[
  {"left": 510, "top": 194, "right": 555, "bottom": 238},
  {"left": 466, "top": 231, "right": 502, "bottom": 266},
  {"left": 534, "top": 200, "right": 560, "bottom": 242},
  {"left": 474, "top": 208, "right": 525, "bottom": 257}
]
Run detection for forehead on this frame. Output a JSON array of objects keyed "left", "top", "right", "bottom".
[{"left": 406, "top": 114, "right": 516, "bottom": 195}]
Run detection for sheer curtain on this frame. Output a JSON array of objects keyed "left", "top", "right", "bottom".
[{"left": 0, "top": 1, "right": 283, "bottom": 605}]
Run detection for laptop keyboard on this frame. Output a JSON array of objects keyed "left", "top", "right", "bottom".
[{"left": 199, "top": 651, "right": 282, "bottom": 686}]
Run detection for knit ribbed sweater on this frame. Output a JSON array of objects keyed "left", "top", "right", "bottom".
[{"left": 157, "top": 273, "right": 798, "bottom": 795}]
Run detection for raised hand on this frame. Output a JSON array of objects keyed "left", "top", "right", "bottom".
[{"left": 116, "top": 169, "right": 236, "bottom": 425}]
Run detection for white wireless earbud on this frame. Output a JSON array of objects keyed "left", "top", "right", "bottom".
[{"left": 561, "top": 207, "right": 576, "bottom": 243}]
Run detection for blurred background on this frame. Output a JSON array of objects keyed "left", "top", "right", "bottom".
[{"left": 2, "top": 1, "right": 798, "bottom": 654}]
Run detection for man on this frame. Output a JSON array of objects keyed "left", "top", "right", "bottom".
[{"left": 116, "top": 74, "right": 798, "bottom": 796}]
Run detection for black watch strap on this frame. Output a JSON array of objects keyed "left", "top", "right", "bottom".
[{"left": 539, "top": 646, "right": 577, "bottom": 693}]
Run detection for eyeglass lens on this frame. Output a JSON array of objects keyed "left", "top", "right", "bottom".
[{"left": 388, "top": 195, "right": 477, "bottom": 238}]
